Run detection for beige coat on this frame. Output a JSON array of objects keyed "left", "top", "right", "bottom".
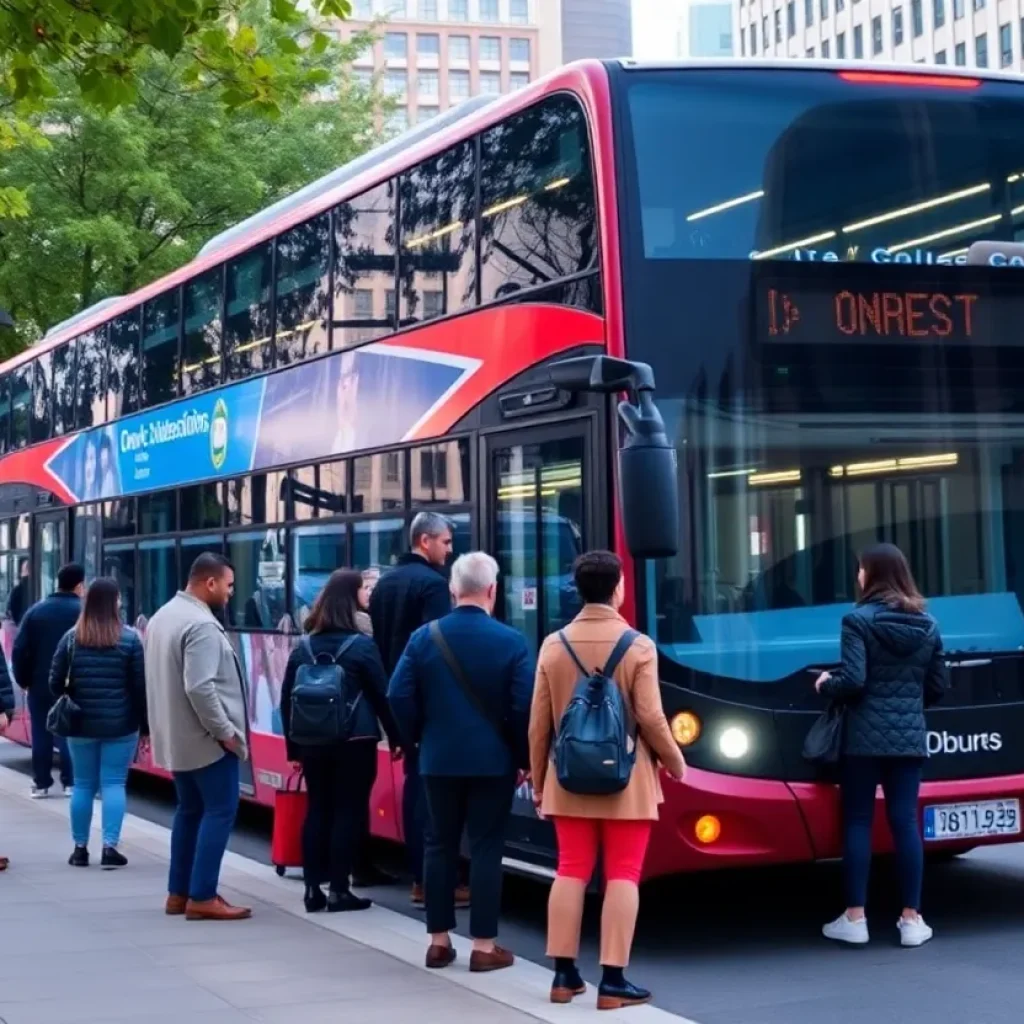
[{"left": 528, "top": 604, "right": 685, "bottom": 821}]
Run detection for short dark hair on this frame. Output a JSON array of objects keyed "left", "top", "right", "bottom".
[
  {"left": 57, "top": 563, "right": 86, "bottom": 593},
  {"left": 304, "top": 569, "right": 361, "bottom": 634},
  {"left": 573, "top": 550, "right": 622, "bottom": 605},
  {"left": 189, "top": 552, "right": 233, "bottom": 583}
]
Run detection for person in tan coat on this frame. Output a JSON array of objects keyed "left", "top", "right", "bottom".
[{"left": 529, "top": 550, "right": 685, "bottom": 1011}]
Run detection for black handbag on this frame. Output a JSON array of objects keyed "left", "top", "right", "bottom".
[
  {"left": 46, "top": 637, "right": 81, "bottom": 738},
  {"left": 802, "top": 702, "right": 844, "bottom": 764}
]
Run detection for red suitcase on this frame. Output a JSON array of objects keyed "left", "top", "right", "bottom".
[{"left": 271, "top": 773, "right": 306, "bottom": 876}]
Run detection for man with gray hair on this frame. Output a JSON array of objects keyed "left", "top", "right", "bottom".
[
  {"left": 388, "top": 551, "right": 534, "bottom": 973},
  {"left": 369, "top": 510, "right": 455, "bottom": 903}
]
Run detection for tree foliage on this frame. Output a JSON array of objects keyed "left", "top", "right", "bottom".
[{"left": 0, "top": 28, "right": 387, "bottom": 349}]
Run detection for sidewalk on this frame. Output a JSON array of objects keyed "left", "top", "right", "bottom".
[{"left": 0, "top": 755, "right": 694, "bottom": 1024}]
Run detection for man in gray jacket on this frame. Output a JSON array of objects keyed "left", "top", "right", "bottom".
[{"left": 145, "top": 553, "right": 251, "bottom": 922}]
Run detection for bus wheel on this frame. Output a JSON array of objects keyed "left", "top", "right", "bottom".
[{"left": 275, "top": 864, "right": 286, "bottom": 877}]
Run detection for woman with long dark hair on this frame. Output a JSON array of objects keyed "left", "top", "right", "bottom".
[
  {"left": 815, "top": 543, "right": 948, "bottom": 947},
  {"left": 280, "top": 569, "right": 400, "bottom": 913},
  {"left": 50, "top": 577, "right": 147, "bottom": 868}
]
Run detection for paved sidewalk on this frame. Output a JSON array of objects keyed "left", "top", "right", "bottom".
[{"left": 0, "top": 758, "right": 694, "bottom": 1024}]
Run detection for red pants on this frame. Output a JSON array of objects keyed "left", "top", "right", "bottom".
[{"left": 553, "top": 817, "right": 652, "bottom": 885}]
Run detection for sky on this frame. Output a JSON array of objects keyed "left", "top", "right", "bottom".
[{"left": 631, "top": 0, "right": 687, "bottom": 59}]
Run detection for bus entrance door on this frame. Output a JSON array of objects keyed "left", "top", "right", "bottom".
[{"left": 33, "top": 509, "right": 69, "bottom": 602}]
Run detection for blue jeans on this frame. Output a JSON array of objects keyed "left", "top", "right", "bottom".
[
  {"left": 169, "top": 753, "right": 240, "bottom": 902},
  {"left": 27, "top": 688, "right": 71, "bottom": 790},
  {"left": 842, "top": 756, "right": 925, "bottom": 911},
  {"left": 66, "top": 734, "right": 138, "bottom": 847}
]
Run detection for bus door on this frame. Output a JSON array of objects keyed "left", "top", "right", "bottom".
[
  {"left": 33, "top": 509, "right": 69, "bottom": 601},
  {"left": 481, "top": 415, "right": 605, "bottom": 872}
]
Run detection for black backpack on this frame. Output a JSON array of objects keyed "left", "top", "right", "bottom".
[
  {"left": 288, "top": 635, "right": 362, "bottom": 747},
  {"left": 554, "top": 629, "right": 639, "bottom": 796}
]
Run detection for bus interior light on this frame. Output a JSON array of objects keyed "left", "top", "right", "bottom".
[
  {"left": 841, "top": 183, "right": 991, "bottom": 234},
  {"left": 544, "top": 176, "right": 571, "bottom": 191},
  {"left": 752, "top": 230, "right": 837, "bottom": 261},
  {"left": 695, "top": 815, "right": 722, "bottom": 845},
  {"left": 836, "top": 453, "right": 959, "bottom": 478},
  {"left": 748, "top": 469, "right": 801, "bottom": 486},
  {"left": 708, "top": 467, "right": 756, "bottom": 480},
  {"left": 687, "top": 189, "right": 765, "bottom": 223},
  {"left": 838, "top": 70, "right": 981, "bottom": 89},
  {"left": 887, "top": 214, "right": 1001, "bottom": 253},
  {"left": 483, "top": 195, "right": 528, "bottom": 218},
  {"left": 671, "top": 711, "right": 702, "bottom": 746}
]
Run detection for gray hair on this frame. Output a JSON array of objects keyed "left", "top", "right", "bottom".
[
  {"left": 450, "top": 552, "right": 499, "bottom": 598},
  {"left": 410, "top": 511, "right": 452, "bottom": 548}
]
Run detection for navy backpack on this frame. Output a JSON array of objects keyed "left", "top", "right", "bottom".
[
  {"left": 554, "top": 629, "right": 639, "bottom": 796},
  {"left": 287, "top": 635, "right": 362, "bottom": 747}
]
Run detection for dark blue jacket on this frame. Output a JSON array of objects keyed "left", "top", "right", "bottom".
[
  {"left": 13, "top": 592, "right": 82, "bottom": 695},
  {"left": 821, "top": 600, "right": 948, "bottom": 758},
  {"left": 388, "top": 606, "right": 534, "bottom": 776},
  {"left": 279, "top": 630, "right": 400, "bottom": 761},
  {"left": 49, "top": 627, "right": 147, "bottom": 740},
  {"left": 0, "top": 653, "right": 13, "bottom": 718},
  {"left": 369, "top": 554, "right": 452, "bottom": 675}
]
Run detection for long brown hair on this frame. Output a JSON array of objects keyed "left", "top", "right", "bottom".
[
  {"left": 76, "top": 577, "right": 123, "bottom": 648},
  {"left": 858, "top": 543, "right": 926, "bottom": 613},
  {"left": 304, "top": 569, "right": 362, "bottom": 634}
]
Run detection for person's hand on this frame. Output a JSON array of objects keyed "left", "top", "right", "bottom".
[
  {"left": 390, "top": 746, "right": 404, "bottom": 762},
  {"left": 668, "top": 758, "right": 686, "bottom": 783},
  {"left": 0, "top": 712, "right": 8, "bottom": 734},
  {"left": 136, "top": 736, "right": 151, "bottom": 761},
  {"left": 814, "top": 671, "right": 831, "bottom": 693},
  {"left": 222, "top": 735, "right": 245, "bottom": 758},
  {"left": 532, "top": 788, "right": 544, "bottom": 819}
]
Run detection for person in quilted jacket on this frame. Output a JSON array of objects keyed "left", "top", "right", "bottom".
[
  {"left": 814, "top": 543, "right": 948, "bottom": 949},
  {"left": 0, "top": 646, "right": 14, "bottom": 872}
]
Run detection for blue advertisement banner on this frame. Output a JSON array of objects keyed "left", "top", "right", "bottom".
[{"left": 45, "top": 342, "right": 478, "bottom": 502}]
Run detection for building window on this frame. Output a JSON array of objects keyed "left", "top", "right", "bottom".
[
  {"left": 761, "top": 16, "right": 768, "bottom": 48},
  {"left": 806, "top": 46, "right": 815, "bottom": 56},
  {"left": 911, "top": 0, "right": 923, "bottom": 35},
  {"left": 786, "top": 0, "right": 796, "bottom": 35},
  {"left": 385, "top": 69, "right": 408, "bottom": 97},
  {"left": 449, "top": 0, "right": 468, "bottom": 18},
  {"left": 418, "top": 70, "right": 439, "bottom": 96},
  {"left": 854, "top": 24, "right": 863, "bottom": 55},
  {"left": 821, "top": 37, "right": 830, "bottom": 55},
  {"left": 509, "top": 71, "right": 530, "bottom": 90},
  {"left": 820, "top": 0, "right": 828, "bottom": 18},
  {"left": 479, "top": 35, "right": 501, "bottom": 61},
  {"left": 934, "top": 0, "right": 945, "bottom": 26},
  {"left": 386, "top": 109, "right": 409, "bottom": 134},
  {"left": 417, "top": 105, "right": 440, "bottom": 122},
  {"left": 354, "top": 453, "right": 404, "bottom": 512},
  {"left": 955, "top": 41, "right": 966, "bottom": 63},
  {"left": 418, "top": 0, "right": 438, "bottom": 18},
  {"left": 936, "top": 48, "right": 947, "bottom": 62},
  {"left": 1000, "top": 22, "right": 1013, "bottom": 65},
  {"left": 353, "top": 289, "right": 373, "bottom": 319},
  {"left": 871, "top": 14, "right": 882, "bottom": 53},
  {"left": 973, "top": 0, "right": 985, "bottom": 10},
  {"left": 837, "top": 30, "right": 846, "bottom": 55},
  {"left": 384, "top": 32, "right": 408, "bottom": 60},
  {"left": 479, "top": 70, "right": 502, "bottom": 94},
  {"left": 953, "top": 0, "right": 964, "bottom": 19},
  {"left": 142, "top": 290, "right": 180, "bottom": 409},
  {"left": 836, "top": 0, "right": 844, "bottom": 11},
  {"left": 480, "top": 0, "right": 499, "bottom": 21},
  {"left": 774, "top": 9, "right": 781, "bottom": 42},
  {"left": 892, "top": 7, "right": 903, "bottom": 44},
  {"left": 417, "top": 33, "right": 440, "bottom": 58},
  {"left": 804, "top": 0, "right": 814, "bottom": 26},
  {"left": 510, "top": 37, "right": 531, "bottom": 62},
  {"left": 750, "top": 23, "right": 757, "bottom": 53},
  {"left": 449, "top": 34, "right": 470, "bottom": 61},
  {"left": 976, "top": 31, "right": 988, "bottom": 66},
  {"left": 354, "top": 0, "right": 373, "bottom": 16},
  {"left": 449, "top": 69, "right": 470, "bottom": 99},
  {"left": 510, "top": 0, "right": 529, "bottom": 23}
]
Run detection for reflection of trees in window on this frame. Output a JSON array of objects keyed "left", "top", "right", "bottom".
[
  {"left": 226, "top": 243, "right": 272, "bottom": 380},
  {"left": 30, "top": 352, "right": 53, "bottom": 443},
  {"left": 52, "top": 341, "right": 77, "bottom": 436},
  {"left": 183, "top": 268, "right": 223, "bottom": 396},
  {"left": 412, "top": 440, "right": 470, "bottom": 505},
  {"left": 75, "top": 329, "right": 107, "bottom": 428},
  {"left": 10, "top": 366, "right": 30, "bottom": 449},
  {"left": 334, "top": 182, "right": 398, "bottom": 349},
  {"left": 276, "top": 214, "right": 330, "bottom": 365},
  {"left": 0, "top": 377, "right": 10, "bottom": 454},
  {"left": 399, "top": 141, "right": 477, "bottom": 324},
  {"left": 180, "top": 483, "right": 224, "bottom": 532},
  {"left": 479, "top": 96, "right": 598, "bottom": 304},
  {"left": 108, "top": 310, "right": 141, "bottom": 419},
  {"left": 227, "top": 472, "right": 287, "bottom": 525},
  {"left": 142, "top": 289, "right": 180, "bottom": 409}
]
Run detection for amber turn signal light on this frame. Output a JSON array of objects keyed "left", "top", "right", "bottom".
[
  {"left": 671, "top": 711, "right": 702, "bottom": 746},
  {"left": 695, "top": 815, "right": 722, "bottom": 844}
]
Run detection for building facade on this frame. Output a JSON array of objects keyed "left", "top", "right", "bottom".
[
  {"left": 680, "top": 1, "right": 735, "bottom": 55},
  {"left": 561, "top": 0, "right": 634, "bottom": 61},
  {"left": 337, "top": 0, "right": 554, "bottom": 134},
  {"left": 735, "top": 0, "right": 1024, "bottom": 69}
]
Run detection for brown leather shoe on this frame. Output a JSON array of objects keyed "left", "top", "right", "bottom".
[
  {"left": 455, "top": 885, "right": 471, "bottom": 908},
  {"left": 425, "top": 943, "right": 457, "bottom": 969},
  {"left": 410, "top": 883, "right": 425, "bottom": 906},
  {"left": 165, "top": 894, "right": 187, "bottom": 916},
  {"left": 469, "top": 945, "right": 514, "bottom": 973},
  {"left": 185, "top": 895, "right": 252, "bottom": 921}
]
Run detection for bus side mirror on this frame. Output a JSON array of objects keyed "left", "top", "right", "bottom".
[{"left": 548, "top": 355, "right": 679, "bottom": 559}]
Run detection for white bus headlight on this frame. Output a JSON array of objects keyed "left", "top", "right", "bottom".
[{"left": 719, "top": 726, "right": 750, "bottom": 760}]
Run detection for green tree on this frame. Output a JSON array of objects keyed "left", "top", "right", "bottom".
[{"left": 0, "top": 36, "right": 388, "bottom": 350}]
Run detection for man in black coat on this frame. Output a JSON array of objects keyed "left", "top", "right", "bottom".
[
  {"left": 13, "top": 563, "right": 85, "bottom": 797},
  {"left": 369, "top": 511, "right": 455, "bottom": 904}
]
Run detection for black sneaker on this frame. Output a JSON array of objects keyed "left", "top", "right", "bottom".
[
  {"left": 597, "top": 978, "right": 652, "bottom": 1011},
  {"left": 101, "top": 847, "right": 128, "bottom": 869},
  {"left": 68, "top": 846, "right": 89, "bottom": 868},
  {"left": 326, "top": 890, "right": 372, "bottom": 913}
]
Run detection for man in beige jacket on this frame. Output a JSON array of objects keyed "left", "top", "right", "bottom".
[{"left": 529, "top": 550, "right": 685, "bottom": 1010}]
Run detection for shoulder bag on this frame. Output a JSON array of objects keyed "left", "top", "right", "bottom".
[
  {"left": 802, "top": 701, "right": 844, "bottom": 764},
  {"left": 47, "top": 636, "right": 82, "bottom": 738}
]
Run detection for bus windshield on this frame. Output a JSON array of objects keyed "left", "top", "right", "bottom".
[{"left": 617, "top": 67, "right": 1024, "bottom": 697}]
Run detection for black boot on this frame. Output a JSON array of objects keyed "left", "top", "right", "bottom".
[
  {"left": 327, "top": 889, "right": 372, "bottom": 913},
  {"left": 550, "top": 958, "right": 587, "bottom": 1004},
  {"left": 304, "top": 884, "right": 328, "bottom": 913},
  {"left": 597, "top": 967, "right": 651, "bottom": 1011}
]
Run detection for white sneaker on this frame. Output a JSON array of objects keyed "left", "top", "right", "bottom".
[
  {"left": 62, "top": 785, "right": 73, "bottom": 799},
  {"left": 30, "top": 786, "right": 50, "bottom": 799},
  {"left": 898, "top": 915, "right": 933, "bottom": 947},
  {"left": 822, "top": 913, "right": 870, "bottom": 945}
]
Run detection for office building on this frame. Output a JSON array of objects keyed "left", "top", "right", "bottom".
[
  {"left": 679, "top": 1, "right": 735, "bottom": 55},
  {"left": 735, "top": 0, "right": 1024, "bottom": 69},
  {"left": 561, "top": 0, "right": 634, "bottom": 61}
]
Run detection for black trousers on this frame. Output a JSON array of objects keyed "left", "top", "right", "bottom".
[
  {"left": 301, "top": 741, "right": 378, "bottom": 893},
  {"left": 423, "top": 774, "right": 514, "bottom": 939}
]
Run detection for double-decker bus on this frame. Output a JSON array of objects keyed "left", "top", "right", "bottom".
[{"left": 5, "top": 58, "right": 1024, "bottom": 880}]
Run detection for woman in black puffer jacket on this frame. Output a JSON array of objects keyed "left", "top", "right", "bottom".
[
  {"left": 815, "top": 543, "right": 948, "bottom": 949},
  {"left": 49, "top": 578, "right": 147, "bottom": 869}
]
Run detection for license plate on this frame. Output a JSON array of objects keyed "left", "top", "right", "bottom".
[{"left": 923, "top": 799, "right": 1021, "bottom": 841}]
